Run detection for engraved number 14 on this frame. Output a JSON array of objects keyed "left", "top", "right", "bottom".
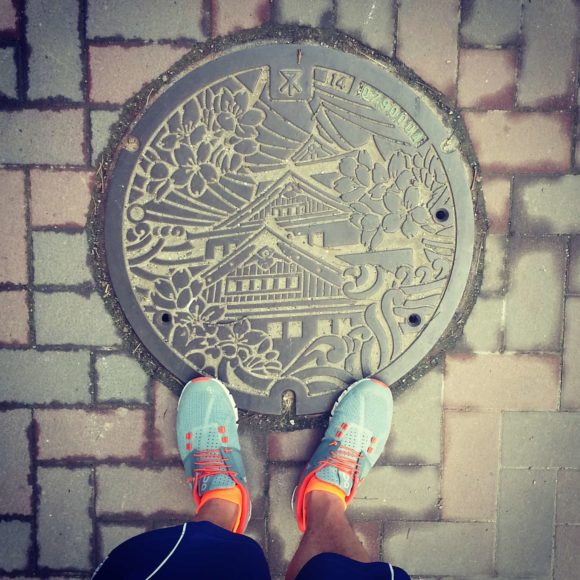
[{"left": 327, "top": 72, "right": 349, "bottom": 91}]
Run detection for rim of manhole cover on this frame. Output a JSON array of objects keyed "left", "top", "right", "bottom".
[{"left": 95, "top": 31, "right": 485, "bottom": 416}]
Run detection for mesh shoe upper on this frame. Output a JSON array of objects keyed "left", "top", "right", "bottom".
[
  {"left": 176, "top": 377, "right": 251, "bottom": 533},
  {"left": 293, "top": 378, "right": 393, "bottom": 532}
]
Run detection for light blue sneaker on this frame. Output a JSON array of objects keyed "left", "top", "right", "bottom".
[
  {"left": 292, "top": 378, "right": 393, "bottom": 532},
  {"left": 176, "top": 377, "right": 251, "bottom": 534}
]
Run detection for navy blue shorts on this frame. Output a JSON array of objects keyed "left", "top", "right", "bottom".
[{"left": 93, "top": 522, "right": 409, "bottom": 579}]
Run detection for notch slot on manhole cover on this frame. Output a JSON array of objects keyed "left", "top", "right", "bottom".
[{"left": 100, "top": 38, "right": 483, "bottom": 415}]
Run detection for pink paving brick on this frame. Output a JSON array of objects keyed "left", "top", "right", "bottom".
[
  {"left": 444, "top": 353, "right": 560, "bottom": 411},
  {"left": 457, "top": 48, "right": 516, "bottom": 109},
  {"left": 36, "top": 408, "right": 147, "bottom": 460},
  {"left": 481, "top": 175, "right": 510, "bottom": 235},
  {"left": 0, "top": 170, "right": 27, "bottom": 285},
  {"left": 89, "top": 44, "right": 189, "bottom": 104},
  {"left": 212, "top": 0, "right": 270, "bottom": 36},
  {"left": 0, "top": 291, "right": 29, "bottom": 346},
  {"left": 555, "top": 525, "right": 580, "bottom": 580},
  {"left": 152, "top": 380, "right": 178, "bottom": 459},
  {"left": 442, "top": 410, "right": 500, "bottom": 521},
  {"left": 30, "top": 169, "right": 92, "bottom": 227},
  {"left": 0, "top": 410, "right": 32, "bottom": 515},
  {"left": 556, "top": 470, "right": 580, "bottom": 524},
  {"left": 464, "top": 111, "right": 572, "bottom": 173},
  {"left": 268, "top": 428, "right": 323, "bottom": 462},
  {"left": 0, "top": 0, "right": 17, "bottom": 33},
  {"left": 397, "top": 0, "right": 459, "bottom": 101}
]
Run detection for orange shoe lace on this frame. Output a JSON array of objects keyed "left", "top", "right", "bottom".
[
  {"left": 186, "top": 449, "right": 235, "bottom": 484},
  {"left": 318, "top": 444, "right": 361, "bottom": 480}
]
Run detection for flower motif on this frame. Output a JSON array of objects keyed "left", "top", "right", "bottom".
[
  {"left": 205, "top": 88, "right": 265, "bottom": 173},
  {"left": 228, "top": 319, "right": 282, "bottom": 377},
  {"left": 382, "top": 187, "right": 430, "bottom": 239},
  {"left": 349, "top": 203, "right": 383, "bottom": 250},
  {"left": 139, "top": 149, "right": 175, "bottom": 201},
  {"left": 171, "top": 126, "right": 218, "bottom": 197},
  {"left": 334, "top": 150, "right": 372, "bottom": 203},
  {"left": 151, "top": 270, "right": 225, "bottom": 328}
]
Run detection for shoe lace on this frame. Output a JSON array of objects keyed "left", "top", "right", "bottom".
[
  {"left": 318, "top": 444, "right": 361, "bottom": 479},
  {"left": 186, "top": 449, "right": 235, "bottom": 484}
]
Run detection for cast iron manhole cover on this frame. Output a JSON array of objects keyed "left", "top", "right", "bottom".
[{"left": 103, "top": 40, "right": 481, "bottom": 415}]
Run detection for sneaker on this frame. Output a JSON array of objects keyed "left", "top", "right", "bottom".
[
  {"left": 292, "top": 377, "right": 393, "bottom": 532},
  {"left": 176, "top": 377, "right": 251, "bottom": 534}
]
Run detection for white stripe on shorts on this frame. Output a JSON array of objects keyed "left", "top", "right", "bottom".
[{"left": 145, "top": 522, "right": 188, "bottom": 579}]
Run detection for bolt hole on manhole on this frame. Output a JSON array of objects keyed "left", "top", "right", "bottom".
[
  {"left": 408, "top": 314, "right": 422, "bottom": 327},
  {"left": 96, "top": 30, "right": 485, "bottom": 417}
]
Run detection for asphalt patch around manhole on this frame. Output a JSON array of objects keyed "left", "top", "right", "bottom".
[{"left": 90, "top": 27, "right": 486, "bottom": 420}]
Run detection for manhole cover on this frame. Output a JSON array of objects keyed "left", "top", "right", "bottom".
[{"left": 103, "top": 39, "right": 481, "bottom": 415}]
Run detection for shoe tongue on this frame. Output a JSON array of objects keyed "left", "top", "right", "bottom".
[
  {"left": 198, "top": 473, "right": 235, "bottom": 495},
  {"left": 317, "top": 465, "right": 353, "bottom": 494}
]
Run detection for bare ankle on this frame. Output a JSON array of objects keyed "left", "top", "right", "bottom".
[
  {"left": 193, "top": 498, "right": 238, "bottom": 531},
  {"left": 305, "top": 491, "right": 346, "bottom": 528}
]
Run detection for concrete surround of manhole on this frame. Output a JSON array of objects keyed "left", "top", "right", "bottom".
[{"left": 98, "top": 31, "right": 484, "bottom": 416}]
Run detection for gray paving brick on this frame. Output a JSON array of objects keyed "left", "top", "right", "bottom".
[
  {"left": 35, "top": 292, "right": 121, "bottom": 346},
  {"left": 38, "top": 467, "right": 92, "bottom": 569},
  {"left": 569, "top": 237, "right": 580, "bottom": 295},
  {"left": 244, "top": 518, "right": 266, "bottom": 549},
  {"left": 90, "top": 109, "right": 120, "bottom": 166},
  {"left": 336, "top": 0, "right": 395, "bottom": 56},
  {"left": 0, "top": 47, "right": 17, "bottom": 98},
  {"left": 563, "top": 297, "right": 580, "bottom": 409},
  {"left": 513, "top": 176, "right": 580, "bottom": 234},
  {"left": 33, "top": 232, "right": 92, "bottom": 286},
  {"left": 518, "top": 0, "right": 578, "bottom": 107},
  {"left": 460, "top": 0, "right": 521, "bottom": 46},
  {"left": 99, "top": 524, "right": 147, "bottom": 561},
  {"left": 0, "top": 109, "right": 85, "bottom": 165},
  {"left": 0, "top": 350, "right": 90, "bottom": 404},
  {"left": 556, "top": 469, "right": 580, "bottom": 524},
  {"left": 96, "top": 353, "right": 148, "bottom": 402},
  {"left": 502, "top": 412, "right": 580, "bottom": 468},
  {"left": 275, "top": 0, "right": 333, "bottom": 27},
  {"left": 480, "top": 234, "right": 507, "bottom": 295},
  {"left": 96, "top": 466, "right": 192, "bottom": 517},
  {"left": 555, "top": 524, "right": 580, "bottom": 578},
  {"left": 88, "top": 0, "right": 204, "bottom": 40},
  {"left": 239, "top": 423, "right": 267, "bottom": 518},
  {"left": 351, "top": 466, "right": 440, "bottom": 520},
  {"left": 26, "top": 0, "right": 82, "bottom": 100},
  {"left": 267, "top": 465, "right": 302, "bottom": 576},
  {"left": 382, "top": 368, "right": 441, "bottom": 465},
  {"left": 0, "top": 410, "right": 32, "bottom": 515},
  {"left": 0, "top": 520, "right": 30, "bottom": 572},
  {"left": 496, "top": 468, "right": 556, "bottom": 577},
  {"left": 504, "top": 237, "right": 565, "bottom": 351},
  {"left": 383, "top": 521, "right": 494, "bottom": 576},
  {"left": 459, "top": 296, "right": 503, "bottom": 352}
]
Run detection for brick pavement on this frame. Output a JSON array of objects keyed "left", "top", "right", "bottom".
[{"left": 0, "top": 1, "right": 579, "bottom": 578}]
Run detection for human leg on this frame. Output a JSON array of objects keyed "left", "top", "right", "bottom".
[
  {"left": 176, "top": 376, "right": 251, "bottom": 534},
  {"left": 93, "top": 377, "right": 270, "bottom": 579},
  {"left": 287, "top": 377, "right": 409, "bottom": 580},
  {"left": 285, "top": 491, "right": 370, "bottom": 579}
]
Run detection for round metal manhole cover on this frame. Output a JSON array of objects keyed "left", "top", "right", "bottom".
[{"left": 102, "top": 39, "right": 482, "bottom": 415}]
